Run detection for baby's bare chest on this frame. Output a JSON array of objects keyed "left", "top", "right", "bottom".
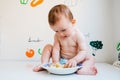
[
  {"left": 59, "top": 38, "right": 78, "bottom": 58},
  {"left": 59, "top": 37, "right": 77, "bottom": 48}
]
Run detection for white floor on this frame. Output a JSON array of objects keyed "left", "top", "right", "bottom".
[{"left": 0, "top": 60, "right": 120, "bottom": 80}]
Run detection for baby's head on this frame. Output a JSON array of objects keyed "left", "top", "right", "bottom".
[
  {"left": 48, "top": 4, "right": 76, "bottom": 38},
  {"left": 48, "top": 4, "right": 74, "bottom": 26}
]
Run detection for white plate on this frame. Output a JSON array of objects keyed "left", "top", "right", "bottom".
[{"left": 41, "top": 63, "right": 82, "bottom": 74}]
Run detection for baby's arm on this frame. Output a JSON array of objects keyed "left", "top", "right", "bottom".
[
  {"left": 65, "top": 32, "right": 87, "bottom": 67},
  {"left": 52, "top": 35, "right": 60, "bottom": 63},
  {"left": 73, "top": 32, "right": 88, "bottom": 63}
]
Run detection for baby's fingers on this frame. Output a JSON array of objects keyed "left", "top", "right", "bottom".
[
  {"left": 71, "top": 62, "right": 76, "bottom": 67},
  {"left": 64, "top": 62, "right": 75, "bottom": 68},
  {"left": 64, "top": 62, "right": 71, "bottom": 68},
  {"left": 64, "top": 63, "right": 69, "bottom": 68}
]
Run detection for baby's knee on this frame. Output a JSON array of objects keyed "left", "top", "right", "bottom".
[{"left": 43, "top": 44, "right": 53, "bottom": 52}]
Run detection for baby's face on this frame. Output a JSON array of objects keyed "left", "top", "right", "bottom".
[{"left": 50, "top": 16, "right": 75, "bottom": 38}]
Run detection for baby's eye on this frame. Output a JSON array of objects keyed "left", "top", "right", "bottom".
[
  {"left": 55, "top": 31, "right": 58, "bottom": 33},
  {"left": 61, "top": 29, "right": 66, "bottom": 32}
]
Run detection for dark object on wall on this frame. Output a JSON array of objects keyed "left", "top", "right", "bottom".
[{"left": 89, "top": 40, "right": 103, "bottom": 56}]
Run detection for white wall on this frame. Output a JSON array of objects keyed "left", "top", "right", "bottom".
[
  {"left": 0, "top": 0, "right": 117, "bottom": 64},
  {"left": 0, "top": 0, "right": 72, "bottom": 61},
  {"left": 0, "top": 16, "right": 1, "bottom": 55},
  {"left": 77, "top": 0, "right": 114, "bottom": 63}
]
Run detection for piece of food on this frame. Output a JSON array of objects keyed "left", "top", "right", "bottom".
[{"left": 50, "top": 63, "right": 64, "bottom": 68}]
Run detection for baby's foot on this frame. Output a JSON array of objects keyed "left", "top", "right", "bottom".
[
  {"left": 33, "top": 65, "right": 45, "bottom": 72},
  {"left": 77, "top": 66, "right": 97, "bottom": 75}
]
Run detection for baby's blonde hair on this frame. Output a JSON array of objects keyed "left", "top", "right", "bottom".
[{"left": 48, "top": 4, "right": 73, "bottom": 26}]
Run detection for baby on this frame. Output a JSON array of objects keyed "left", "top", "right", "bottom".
[{"left": 33, "top": 4, "right": 97, "bottom": 75}]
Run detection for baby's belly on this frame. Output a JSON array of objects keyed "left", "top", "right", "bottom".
[
  {"left": 61, "top": 52, "right": 76, "bottom": 59},
  {"left": 60, "top": 46, "right": 78, "bottom": 59}
]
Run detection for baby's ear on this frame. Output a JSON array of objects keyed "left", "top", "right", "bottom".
[{"left": 71, "top": 19, "right": 76, "bottom": 24}]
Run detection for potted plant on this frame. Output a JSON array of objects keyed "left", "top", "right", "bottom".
[
  {"left": 113, "top": 42, "right": 120, "bottom": 68},
  {"left": 117, "top": 42, "right": 120, "bottom": 61}
]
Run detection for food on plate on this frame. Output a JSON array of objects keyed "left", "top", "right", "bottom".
[
  {"left": 49, "top": 63, "right": 76, "bottom": 68},
  {"left": 50, "top": 63, "right": 65, "bottom": 68}
]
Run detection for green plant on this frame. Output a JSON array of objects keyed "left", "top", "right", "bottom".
[{"left": 116, "top": 42, "right": 120, "bottom": 61}]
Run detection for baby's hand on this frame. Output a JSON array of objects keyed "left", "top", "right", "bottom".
[{"left": 64, "top": 59, "right": 77, "bottom": 68}]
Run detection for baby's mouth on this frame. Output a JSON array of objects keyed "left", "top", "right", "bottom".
[
  {"left": 64, "top": 36, "right": 67, "bottom": 38},
  {"left": 61, "top": 35, "right": 68, "bottom": 38}
]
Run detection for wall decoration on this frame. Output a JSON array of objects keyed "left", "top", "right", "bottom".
[
  {"left": 20, "top": 0, "right": 29, "bottom": 5},
  {"left": 64, "top": 0, "right": 79, "bottom": 7},
  {"left": 20, "top": 0, "right": 44, "bottom": 7},
  {"left": 30, "top": 0, "right": 44, "bottom": 7},
  {"left": 84, "top": 33, "right": 90, "bottom": 38},
  {"left": 24, "top": 37, "right": 43, "bottom": 59},
  {"left": 90, "top": 40, "right": 103, "bottom": 56},
  {"left": 25, "top": 48, "right": 35, "bottom": 58},
  {"left": 28, "top": 37, "right": 43, "bottom": 42},
  {"left": 116, "top": 42, "right": 120, "bottom": 61},
  {"left": 38, "top": 48, "right": 42, "bottom": 55}
]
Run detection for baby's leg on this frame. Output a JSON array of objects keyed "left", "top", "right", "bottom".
[
  {"left": 33, "top": 44, "right": 53, "bottom": 72},
  {"left": 77, "top": 55, "right": 97, "bottom": 75}
]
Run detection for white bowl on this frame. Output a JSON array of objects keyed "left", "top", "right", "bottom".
[{"left": 41, "top": 64, "right": 82, "bottom": 75}]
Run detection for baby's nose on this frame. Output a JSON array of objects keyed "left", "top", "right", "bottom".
[{"left": 59, "top": 32, "right": 64, "bottom": 36}]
